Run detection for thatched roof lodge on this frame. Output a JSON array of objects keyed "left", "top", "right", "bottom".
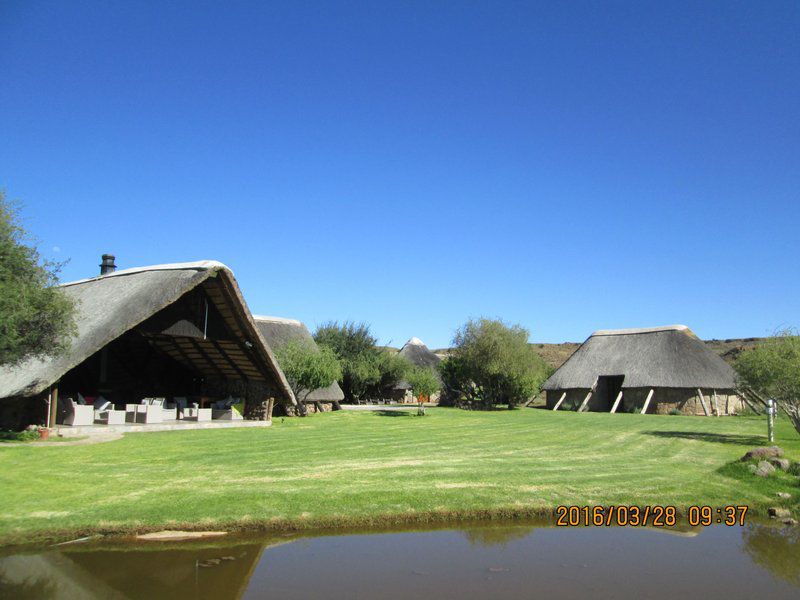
[
  {"left": 0, "top": 257, "right": 296, "bottom": 431},
  {"left": 392, "top": 337, "right": 442, "bottom": 402},
  {"left": 253, "top": 315, "right": 345, "bottom": 414},
  {"left": 542, "top": 325, "right": 743, "bottom": 415}
]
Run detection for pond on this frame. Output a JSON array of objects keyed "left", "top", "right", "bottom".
[{"left": 1, "top": 521, "right": 799, "bottom": 599}]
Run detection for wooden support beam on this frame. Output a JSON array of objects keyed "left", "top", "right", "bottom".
[
  {"left": 640, "top": 389, "right": 655, "bottom": 414},
  {"left": 266, "top": 397, "right": 275, "bottom": 421},
  {"left": 578, "top": 391, "right": 593, "bottom": 412},
  {"left": 553, "top": 392, "right": 567, "bottom": 411},
  {"left": 739, "top": 391, "right": 763, "bottom": 415},
  {"left": 697, "top": 388, "right": 710, "bottom": 416},
  {"left": 578, "top": 378, "right": 600, "bottom": 413},
  {"left": 712, "top": 390, "right": 721, "bottom": 416},
  {"left": 610, "top": 390, "right": 624, "bottom": 413},
  {"left": 48, "top": 384, "right": 59, "bottom": 428}
]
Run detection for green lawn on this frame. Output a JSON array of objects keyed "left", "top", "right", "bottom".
[{"left": 1, "top": 408, "right": 798, "bottom": 545}]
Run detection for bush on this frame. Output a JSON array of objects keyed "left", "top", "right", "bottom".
[
  {"left": 736, "top": 329, "right": 800, "bottom": 437},
  {"left": 314, "top": 322, "right": 409, "bottom": 403},
  {"left": 275, "top": 339, "right": 342, "bottom": 415},
  {"left": 440, "top": 318, "right": 552, "bottom": 410}
]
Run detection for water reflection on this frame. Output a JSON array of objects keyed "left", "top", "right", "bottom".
[
  {"left": 0, "top": 522, "right": 798, "bottom": 599},
  {"left": 743, "top": 523, "right": 800, "bottom": 586}
]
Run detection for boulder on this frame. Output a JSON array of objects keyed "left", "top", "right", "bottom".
[
  {"left": 783, "top": 518, "right": 798, "bottom": 527},
  {"left": 769, "top": 507, "right": 792, "bottom": 519},
  {"left": 754, "top": 461, "right": 776, "bottom": 477},
  {"left": 777, "top": 492, "right": 792, "bottom": 500},
  {"left": 769, "top": 458, "right": 791, "bottom": 471},
  {"left": 741, "top": 446, "right": 784, "bottom": 462}
]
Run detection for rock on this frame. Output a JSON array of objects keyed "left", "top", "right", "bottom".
[
  {"left": 769, "top": 458, "right": 791, "bottom": 471},
  {"left": 777, "top": 492, "right": 792, "bottom": 500},
  {"left": 741, "top": 446, "right": 784, "bottom": 462},
  {"left": 769, "top": 507, "right": 792, "bottom": 519},
  {"left": 783, "top": 518, "right": 798, "bottom": 527},
  {"left": 754, "top": 461, "right": 776, "bottom": 477}
]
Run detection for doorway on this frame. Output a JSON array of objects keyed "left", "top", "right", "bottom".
[{"left": 598, "top": 376, "right": 625, "bottom": 411}]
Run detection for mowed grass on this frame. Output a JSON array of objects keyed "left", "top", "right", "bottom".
[{"left": 1, "top": 408, "right": 798, "bottom": 545}]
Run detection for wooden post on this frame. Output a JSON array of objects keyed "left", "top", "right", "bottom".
[
  {"left": 610, "top": 390, "right": 624, "bottom": 413},
  {"left": 640, "top": 389, "right": 655, "bottom": 414},
  {"left": 578, "top": 391, "right": 593, "bottom": 412},
  {"left": 266, "top": 397, "right": 275, "bottom": 421},
  {"left": 45, "top": 388, "right": 52, "bottom": 428},
  {"left": 697, "top": 389, "right": 710, "bottom": 416},
  {"left": 48, "top": 384, "right": 59, "bottom": 429},
  {"left": 578, "top": 378, "right": 599, "bottom": 413},
  {"left": 739, "top": 392, "right": 762, "bottom": 415},
  {"left": 553, "top": 392, "right": 567, "bottom": 411},
  {"left": 712, "top": 390, "right": 720, "bottom": 416}
]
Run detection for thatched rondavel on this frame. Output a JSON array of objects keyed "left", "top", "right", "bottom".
[
  {"left": 542, "top": 325, "right": 743, "bottom": 415},
  {"left": 0, "top": 259, "right": 296, "bottom": 429},
  {"left": 391, "top": 337, "right": 442, "bottom": 403},
  {"left": 253, "top": 315, "right": 345, "bottom": 414}
]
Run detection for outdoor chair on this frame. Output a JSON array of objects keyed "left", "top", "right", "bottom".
[
  {"left": 93, "top": 399, "right": 126, "bottom": 425},
  {"left": 183, "top": 406, "right": 212, "bottom": 422},
  {"left": 210, "top": 397, "right": 244, "bottom": 421},
  {"left": 134, "top": 404, "right": 164, "bottom": 424},
  {"left": 63, "top": 398, "right": 94, "bottom": 426},
  {"left": 140, "top": 398, "right": 177, "bottom": 421}
]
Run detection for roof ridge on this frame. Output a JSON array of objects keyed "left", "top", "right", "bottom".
[
  {"left": 60, "top": 260, "right": 228, "bottom": 288},
  {"left": 591, "top": 325, "right": 690, "bottom": 337},
  {"left": 252, "top": 315, "right": 304, "bottom": 326}
]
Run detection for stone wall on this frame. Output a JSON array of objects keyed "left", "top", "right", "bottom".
[{"left": 546, "top": 388, "right": 744, "bottom": 415}]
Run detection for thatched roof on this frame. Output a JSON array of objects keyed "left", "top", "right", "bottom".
[
  {"left": 394, "top": 337, "right": 442, "bottom": 390},
  {"left": 542, "top": 325, "right": 737, "bottom": 390},
  {"left": 0, "top": 261, "right": 296, "bottom": 403},
  {"left": 253, "top": 316, "right": 345, "bottom": 403}
]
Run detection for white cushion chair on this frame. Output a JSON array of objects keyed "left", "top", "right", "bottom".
[
  {"left": 183, "top": 405, "right": 212, "bottom": 422},
  {"left": 63, "top": 398, "right": 94, "bottom": 426},
  {"left": 94, "top": 400, "right": 126, "bottom": 425}
]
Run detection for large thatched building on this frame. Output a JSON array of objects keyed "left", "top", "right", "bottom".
[
  {"left": 0, "top": 258, "right": 296, "bottom": 430},
  {"left": 253, "top": 315, "right": 345, "bottom": 415},
  {"left": 542, "top": 325, "right": 743, "bottom": 415},
  {"left": 391, "top": 337, "right": 442, "bottom": 403}
]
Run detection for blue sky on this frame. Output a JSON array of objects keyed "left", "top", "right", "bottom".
[{"left": 1, "top": 1, "right": 798, "bottom": 348}]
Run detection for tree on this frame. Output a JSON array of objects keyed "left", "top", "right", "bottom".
[
  {"left": 440, "top": 318, "right": 552, "bottom": 410},
  {"left": 0, "top": 192, "right": 76, "bottom": 366},
  {"left": 371, "top": 350, "right": 411, "bottom": 399},
  {"left": 275, "top": 339, "right": 342, "bottom": 416},
  {"left": 314, "top": 321, "right": 407, "bottom": 403},
  {"left": 735, "top": 329, "right": 800, "bottom": 436},
  {"left": 405, "top": 365, "right": 440, "bottom": 415}
]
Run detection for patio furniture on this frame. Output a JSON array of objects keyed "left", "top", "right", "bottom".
[
  {"left": 63, "top": 398, "right": 94, "bottom": 426},
  {"left": 211, "top": 397, "right": 244, "bottom": 421},
  {"left": 211, "top": 407, "right": 243, "bottom": 420},
  {"left": 124, "top": 402, "right": 165, "bottom": 424},
  {"left": 183, "top": 407, "right": 212, "bottom": 422},
  {"left": 93, "top": 400, "right": 126, "bottom": 425}
]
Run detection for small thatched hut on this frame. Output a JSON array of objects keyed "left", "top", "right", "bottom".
[
  {"left": 0, "top": 258, "right": 296, "bottom": 430},
  {"left": 391, "top": 337, "right": 442, "bottom": 403},
  {"left": 542, "top": 325, "right": 743, "bottom": 415},
  {"left": 253, "top": 316, "right": 345, "bottom": 415}
]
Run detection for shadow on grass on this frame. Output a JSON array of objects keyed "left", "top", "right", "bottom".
[
  {"left": 373, "top": 410, "right": 414, "bottom": 417},
  {"left": 643, "top": 430, "right": 765, "bottom": 446}
]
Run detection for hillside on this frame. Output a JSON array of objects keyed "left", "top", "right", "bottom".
[{"left": 432, "top": 337, "right": 766, "bottom": 369}]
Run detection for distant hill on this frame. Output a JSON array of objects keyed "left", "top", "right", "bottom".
[{"left": 430, "top": 337, "right": 766, "bottom": 369}]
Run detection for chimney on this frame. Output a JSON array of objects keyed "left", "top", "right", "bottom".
[{"left": 99, "top": 254, "right": 117, "bottom": 275}]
